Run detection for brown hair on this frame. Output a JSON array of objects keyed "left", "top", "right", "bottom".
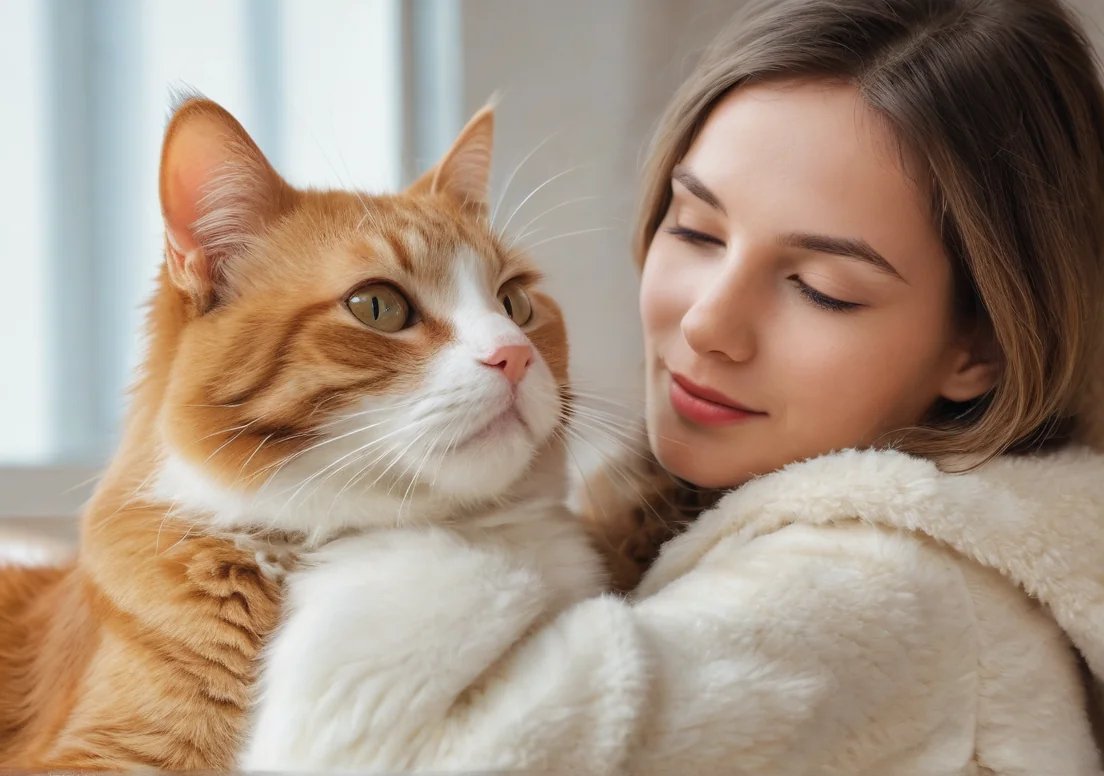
[{"left": 635, "top": 0, "right": 1104, "bottom": 465}]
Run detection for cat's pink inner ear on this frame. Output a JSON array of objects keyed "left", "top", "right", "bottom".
[
  {"left": 158, "top": 98, "right": 287, "bottom": 305},
  {"left": 160, "top": 110, "right": 240, "bottom": 296},
  {"left": 430, "top": 105, "right": 495, "bottom": 211},
  {"left": 163, "top": 139, "right": 222, "bottom": 256}
]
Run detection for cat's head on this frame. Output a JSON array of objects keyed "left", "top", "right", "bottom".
[{"left": 150, "top": 97, "right": 570, "bottom": 537}]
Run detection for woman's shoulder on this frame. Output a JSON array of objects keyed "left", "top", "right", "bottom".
[
  {"left": 631, "top": 509, "right": 982, "bottom": 761},
  {"left": 633, "top": 448, "right": 943, "bottom": 594},
  {"left": 639, "top": 499, "right": 974, "bottom": 627},
  {"left": 640, "top": 444, "right": 1104, "bottom": 591}
]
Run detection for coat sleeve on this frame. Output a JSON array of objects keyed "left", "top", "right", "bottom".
[{"left": 241, "top": 521, "right": 977, "bottom": 775}]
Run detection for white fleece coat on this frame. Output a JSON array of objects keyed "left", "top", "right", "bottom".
[{"left": 245, "top": 446, "right": 1104, "bottom": 775}]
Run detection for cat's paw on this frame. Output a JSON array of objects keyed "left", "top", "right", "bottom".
[{"left": 233, "top": 534, "right": 300, "bottom": 584}]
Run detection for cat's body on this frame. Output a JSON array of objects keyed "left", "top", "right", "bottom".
[
  {"left": 0, "top": 96, "right": 604, "bottom": 770},
  {"left": 0, "top": 265, "right": 286, "bottom": 770}
]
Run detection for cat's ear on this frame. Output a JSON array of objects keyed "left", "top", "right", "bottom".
[
  {"left": 159, "top": 96, "right": 291, "bottom": 310},
  {"left": 408, "top": 102, "right": 495, "bottom": 212}
]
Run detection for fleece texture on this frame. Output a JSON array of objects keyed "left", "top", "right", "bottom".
[{"left": 245, "top": 447, "right": 1104, "bottom": 775}]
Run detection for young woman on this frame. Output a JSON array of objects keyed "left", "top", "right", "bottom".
[{"left": 257, "top": 0, "right": 1104, "bottom": 772}]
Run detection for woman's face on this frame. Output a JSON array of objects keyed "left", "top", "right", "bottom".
[{"left": 640, "top": 81, "right": 996, "bottom": 488}]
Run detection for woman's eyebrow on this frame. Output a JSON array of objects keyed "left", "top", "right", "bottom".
[
  {"left": 672, "top": 164, "right": 725, "bottom": 214},
  {"left": 780, "top": 232, "right": 904, "bottom": 280}
]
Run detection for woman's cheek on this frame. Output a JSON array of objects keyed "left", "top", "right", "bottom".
[{"left": 640, "top": 247, "right": 689, "bottom": 342}]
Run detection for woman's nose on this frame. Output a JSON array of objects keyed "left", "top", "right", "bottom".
[{"left": 680, "top": 264, "right": 759, "bottom": 363}]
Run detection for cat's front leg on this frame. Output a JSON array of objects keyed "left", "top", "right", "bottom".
[{"left": 240, "top": 527, "right": 553, "bottom": 772}]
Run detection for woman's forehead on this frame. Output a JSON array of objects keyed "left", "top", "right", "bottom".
[{"left": 680, "top": 81, "right": 944, "bottom": 285}]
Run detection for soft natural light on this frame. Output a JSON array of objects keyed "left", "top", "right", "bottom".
[
  {"left": 0, "top": 0, "right": 50, "bottom": 463},
  {"left": 0, "top": 0, "right": 400, "bottom": 469}
]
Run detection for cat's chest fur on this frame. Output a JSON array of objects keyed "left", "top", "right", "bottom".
[
  {"left": 292, "top": 496, "right": 605, "bottom": 616},
  {"left": 452, "top": 499, "right": 607, "bottom": 609}
]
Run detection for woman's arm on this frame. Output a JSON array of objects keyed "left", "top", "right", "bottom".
[{"left": 242, "top": 519, "right": 976, "bottom": 775}]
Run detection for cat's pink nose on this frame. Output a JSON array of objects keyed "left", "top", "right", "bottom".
[{"left": 481, "top": 344, "right": 533, "bottom": 385}]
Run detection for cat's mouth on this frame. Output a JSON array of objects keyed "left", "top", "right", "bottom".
[{"left": 452, "top": 407, "right": 528, "bottom": 451}]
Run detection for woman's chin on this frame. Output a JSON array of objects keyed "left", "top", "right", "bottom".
[{"left": 648, "top": 414, "right": 755, "bottom": 490}]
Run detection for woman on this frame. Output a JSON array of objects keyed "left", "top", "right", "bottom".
[{"left": 275, "top": 0, "right": 1104, "bottom": 772}]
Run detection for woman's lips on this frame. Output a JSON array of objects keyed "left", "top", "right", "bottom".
[{"left": 668, "top": 372, "right": 765, "bottom": 427}]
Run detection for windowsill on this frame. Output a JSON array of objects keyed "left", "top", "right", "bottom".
[{"left": 0, "top": 465, "right": 102, "bottom": 520}]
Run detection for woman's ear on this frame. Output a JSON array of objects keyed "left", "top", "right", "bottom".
[{"left": 938, "top": 323, "right": 1000, "bottom": 403}]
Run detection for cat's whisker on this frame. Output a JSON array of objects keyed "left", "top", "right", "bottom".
[
  {"left": 196, "top": 421, "right": 254, "bottom": 444},
  {"left": 201, "top": 418, "right": 264, "bottom": 466},
  {"left": 343, "top": 435, "right": 413, "bottom": 502},
  {"left": 322, "top": 428, "right": 430, "bottom": 525},
  {"left": 521, "top": 226, "right": 614, "bottom": 253},
  {"left": 565, "top": 414, "right": 650, "bottom": 454},
  {"left": 553, "top": 425, "right": 607, "bottom": 523},
  {"left": 561, "top": 426, "right": 673, "bottom": 524},
  {"left": 564, "top": 417, "right": 685, "bottom": 474},
  {"left": 310, "top": 399, "right": 423, "bottom": 432},
  {"left": 490, "top": 130, "right": 559, "bottom": 226},
  {"left": 567, "top": 402, "right": 645, "bottom": 427},
  {"left": 236, "top": 433, "right": 275, "bottom": 484},
  {"left": 181, "top": 402, "right": 245, "bottom": 409},
  {"left": 560, "top": 395, "right": 644, "bottom": 419},
  {"left": 506, "top": 195, "right": 601, "bottom": 250},
  {"left": 567, "top": 404, "right": 688, "bottom": 448},
  {"left": 567, "top": 388, "right": 647, "bottom": 409},
  {"left": 62, "top": 470, "right": 106, "bottom": 495},
  {"left": 157, "top": 511, "right": 203, "bottom": 558},
  {"left": 358, "top": 431, "right": 429, "bottom": 495},
  {"left": 568, "top": 405, "right": 647, "bottom": 428},
  {"left": 298, "top": 411, "right": 445, "bottom": 515},
  {"left": 243, "top": 434, "right": 324, "bottom": 487},
  {"left": 567, "top": 413, "right": 646, "bottom": 442},
  {"left": 398, "top": 421, "right": 452, "bottom": 519},
  {"left": 84, "top": 465, "right": 165, "bottom": 537},
  {"left": 499, "top": 165, "right": 587, "bottom": 235},
  {"left": 568, "top": 402, "right": 690, "bottom": 450},
  {"left": 509, "top": 226, "right": 545, "bottom": 250},
  {"left": 388, "top": 439, "right": 428, "bottom": 499},
  {"left": 87, "top": 484, "right": 159, "bottom": 541},
  {"left": 383, "top": 424, "right": 439, "bottom": 499},
  {"left": 252, "top": 415, "right": 407, "bottom": 486},
  {"left": 563, "top": 415, "right": 650, "bottom": 463},
  {"left": 432, "top": 414, "right": 469, "bottom": 487},
  {"left": 324, "top": 419, "right": 435, "bottom": 498},
  {"left": 280, "top": 419, "right": 429, "bottom": 512},
  {"left": 154, "top": 498, "right": 187, "bottom": 556},
  {"left": 314, "top": 128, "right": 379, "bottom": 231}
]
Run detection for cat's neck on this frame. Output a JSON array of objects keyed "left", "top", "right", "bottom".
[
  {"left": 83, "top": 266, "right": 192, "bottom": 529},
  {"left": 150, "top": 430, "right": 572, "bottom": 550}
]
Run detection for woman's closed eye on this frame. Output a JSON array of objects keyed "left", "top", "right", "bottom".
[
  {"left": 665, "top": 222, "right": 862, "bottom": 312},
  {"left": 665, "top": 225, "right": 725, "bottom": 248},
  {"left": 789, "top": 276, "right": 862, "bottom": 312}
]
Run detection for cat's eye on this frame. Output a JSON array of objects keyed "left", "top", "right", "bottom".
[
  {"left": 347, "top": 283, "right": 412, "bottom": 332},
  {"left": 498, "top": 282, "right": 533, "bottom": 326}
]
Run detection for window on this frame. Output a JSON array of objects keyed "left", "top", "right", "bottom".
[{"left": 1, "top": 0, "right": 403, "bottom": 516}]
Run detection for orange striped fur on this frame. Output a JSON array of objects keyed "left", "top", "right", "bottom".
[{"left": 0, "top": 97, "right": 565, "bottom": 769}]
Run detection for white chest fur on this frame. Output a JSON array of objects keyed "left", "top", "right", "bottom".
[{"left": 239, "top": 495, "right": 604, "bottom": 772}]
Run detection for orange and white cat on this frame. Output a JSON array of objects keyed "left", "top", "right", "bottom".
[
  {"left": 0, "top": 96, "right": 604, "bottom": 770},
  {"left": 147, "top": 100, "right": 607, "bottom": 769}
]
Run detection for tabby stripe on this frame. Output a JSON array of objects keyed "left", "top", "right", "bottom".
[
  {"left": 383, "top": 229, "right": 414, "bottom": 273},
  {"left": 219, "top": 300, "right": 334, "bottom": 407}
]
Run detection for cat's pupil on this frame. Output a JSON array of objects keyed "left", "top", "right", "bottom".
[
  {"left": 372, "top": 296, "right": 380, "bottom": 320},
  {"left": 503, "top": 296, "right": 514, "bottom": 317}
]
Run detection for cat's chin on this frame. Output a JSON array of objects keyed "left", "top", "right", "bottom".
[{"left": 428, "top": 419, "right": 542, "bottom": 499}]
